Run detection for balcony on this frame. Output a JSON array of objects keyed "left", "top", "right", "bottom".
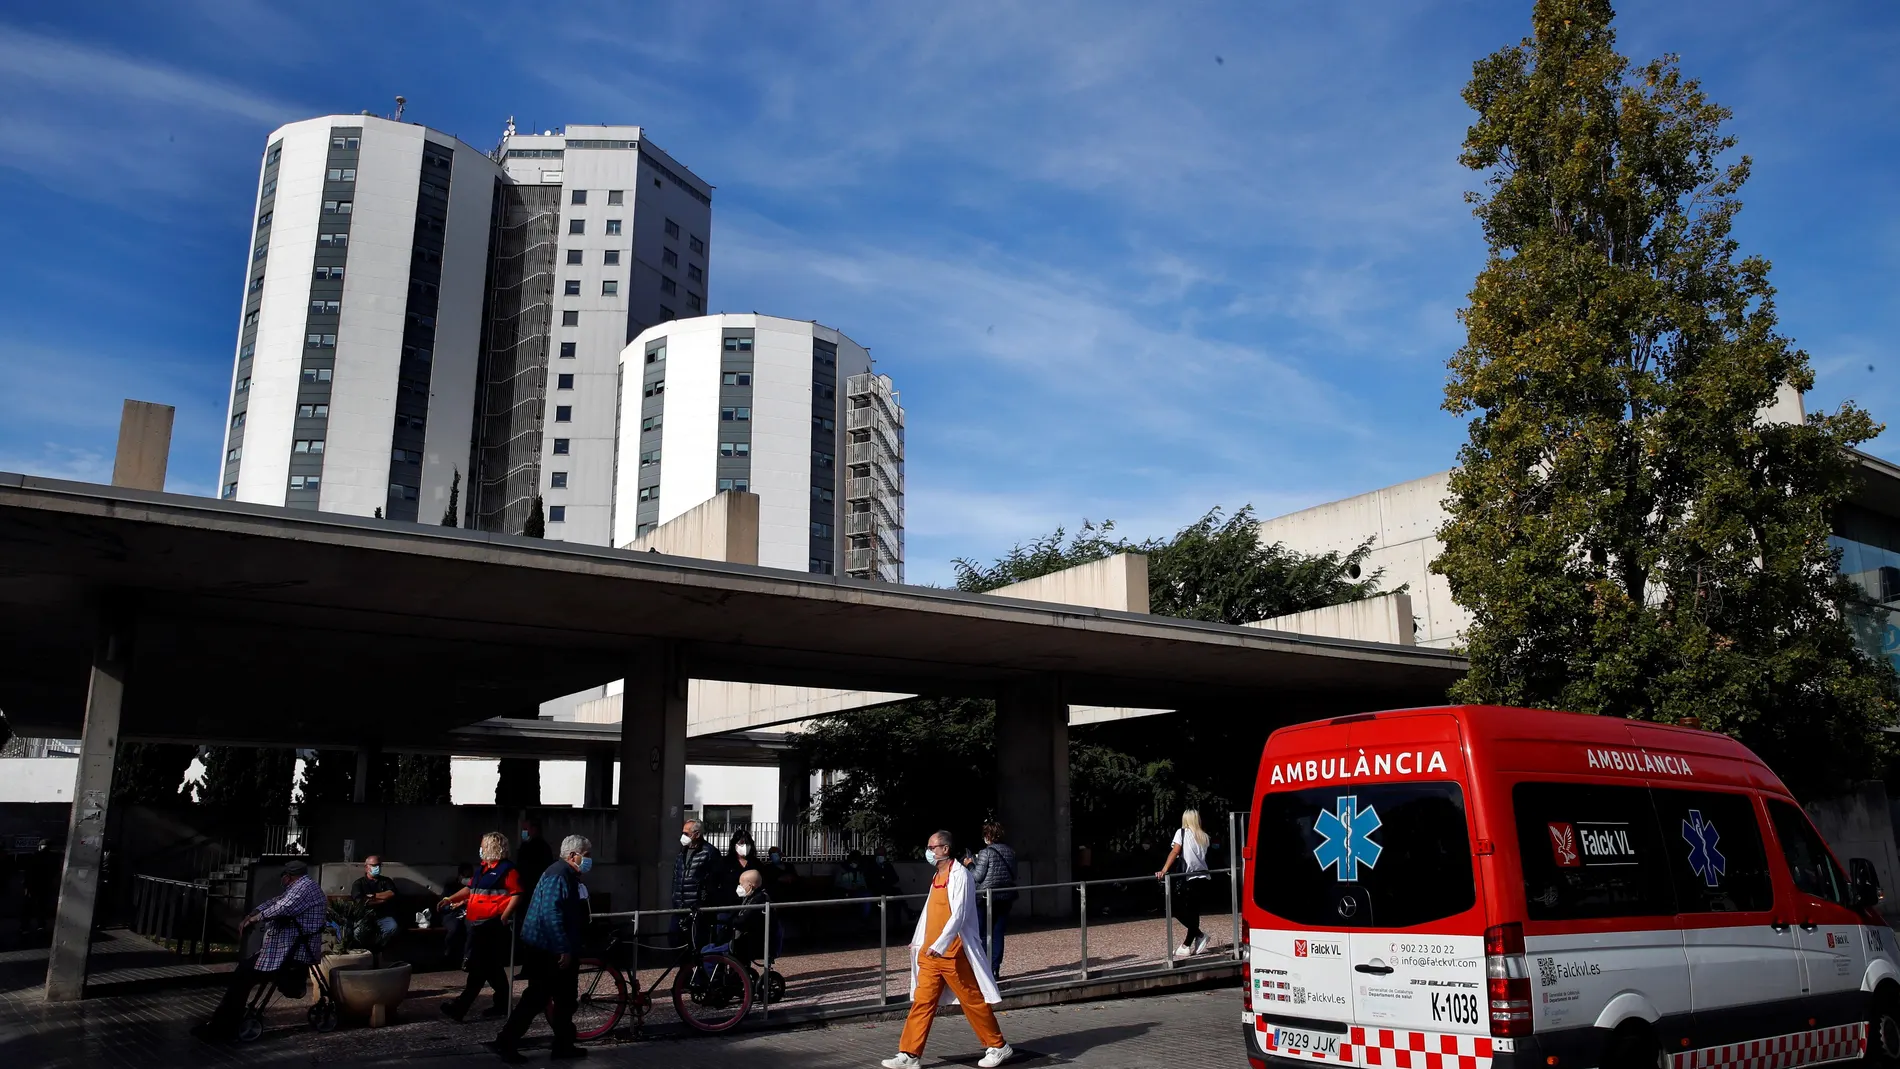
[{"left": 847, "top": 548, "right": 876, "bottom": 573}]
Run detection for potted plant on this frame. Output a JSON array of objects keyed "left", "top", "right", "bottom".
[{"left": 321, "top": 899, "right": 412, "bottom": 1026}]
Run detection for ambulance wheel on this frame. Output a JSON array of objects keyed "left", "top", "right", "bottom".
[
  {"left": 1868, "top": 988, "right": 1900, "bottom": 1067},
  {"left": 1603, "top": 1025, "right": 1664, "bottom": 1069}
]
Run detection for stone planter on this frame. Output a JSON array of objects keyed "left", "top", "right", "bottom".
[
  {"left": 316, "top": 950, "right": 373, "bottom": 990},
  {"left": 333, "top": 962, "right": 412, "bottom": 1027}
]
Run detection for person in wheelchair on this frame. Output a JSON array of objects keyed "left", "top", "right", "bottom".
[
  {"left": 702, "top": 869, "right": 769, "bottom": 963},
  {"left": 193, "top": 859, "right": 329, "bottom": 1043}
]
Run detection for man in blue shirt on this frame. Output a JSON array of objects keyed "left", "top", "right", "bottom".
[{"left": 492, "top": 834, "right": 592, "bottom": 1062}]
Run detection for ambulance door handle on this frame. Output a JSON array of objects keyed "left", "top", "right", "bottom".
[
  {"left": 1355, "top": 964, "right": 1394, "bottom": 976},
  {"left": 1771, "top": 921, "right": 1790, "bottom": 933},
  {"left": 1799, "top": 921, "right": 1818, "bottom": 932}
]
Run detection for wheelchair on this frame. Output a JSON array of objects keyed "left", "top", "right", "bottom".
[{"left": 237, "top": 928, "right": 338, "bottom": 1043}]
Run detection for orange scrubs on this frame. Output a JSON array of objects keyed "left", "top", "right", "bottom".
[{"left": 898, "top": 868, "right": 1005, "bottom": 1055}]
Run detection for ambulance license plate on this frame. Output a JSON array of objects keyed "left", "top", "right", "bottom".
[{"left": 1273, "top": 1028, "right": 1345, "bottom": 1057}]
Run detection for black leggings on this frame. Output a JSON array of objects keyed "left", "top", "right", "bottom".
[
  {"left": 449, "top": 920, "right": 511, "bottom": 1012},
  {"left": 1172, "top": 875, "right": 1209, "bottom": 943}
]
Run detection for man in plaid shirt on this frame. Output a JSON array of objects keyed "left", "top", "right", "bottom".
[{"left": 194, "top": 859, "right": 328, "bottom": 1042}]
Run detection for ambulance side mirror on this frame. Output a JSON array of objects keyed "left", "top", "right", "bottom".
[{"left": 1850, "top": 857, "right": 1884, "bottom": 910}]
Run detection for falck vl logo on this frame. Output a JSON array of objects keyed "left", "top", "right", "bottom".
[
  {"left": 1682, "top": 809, "right": 1727, "bottom": 887},
  {"left": 1548, "top": 822, "right": 1581, "bottom": 867},
  {"left": 1294, "top": 939, "right": 1309, "bottom": 958},
  {"left": 1314, "top": 795, "right": 1383, "bottom": 881}
]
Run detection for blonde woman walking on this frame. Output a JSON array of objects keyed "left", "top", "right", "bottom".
[{"left": 1154, "top": 809, "right": 1212, "bottom": 957}]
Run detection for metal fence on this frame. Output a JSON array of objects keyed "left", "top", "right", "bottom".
[
  {"left": 701, "top": 822, "right": 871, "bottom": 861},
  {"left": 588, "top": 811, "right": 1248, "bottom": 1031},
  {"left": 129, "top": 875, "right": 216, "bottom": 962}
]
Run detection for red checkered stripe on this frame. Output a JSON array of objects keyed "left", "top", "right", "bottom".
[
  {"left": 1253, "top": 1021, "right": 1494, "bottom": 1069},
  {"left": 1671, "top": 1024, "right": 1867, "bottom": 1069}
]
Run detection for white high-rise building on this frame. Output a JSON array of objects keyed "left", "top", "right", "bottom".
[
  {"left": 218, "top": 115, "right": 713, "bottom": 542},
  {"left": 610, "top": 314, "right": 904, "bottom": 580}
]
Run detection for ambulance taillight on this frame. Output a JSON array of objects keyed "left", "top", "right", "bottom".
[{"left": 1484, "top": 922, "right": 1533, "bottom": 1037}]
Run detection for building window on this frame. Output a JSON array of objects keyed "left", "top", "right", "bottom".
[
  {"left": 644, "top": 381, "right": 665, "bottom": 397},
  {"left": 309, "top": 299, "right": 341, "bottom": 314},
  {"left": 810, "top": 559, "right": 833, "bottom": 574},
  {"left": 659, "top": 305, "right": 675, "bottom": 320},
  {"left": 392, "top": 447, "right": 421, "bottom": 463},
  {"left": 641, "top": 449, "right": 660, "bottom": 466},
  {"left": 715, "top": 478, "right": 750, "bottom": 493},
  {"left": 565, "top": 249, "right": 583, "bottom": 265},
  {"left": 719, "top": 441, "right": 751, "bottom": 458},
  {"left": 553, "top": 438, "right": 570, "bottom": 455},
  {"left": 236, "top": 376, "right": 251, "bottom": 392},
  {"left": 323, "top": 200, "right": 352, "bottom": 214},
  {"left": 560, "top": 342, "right": 577, "bottom": 358},
  {"left": 297, "top": 403, "right": 330, "bottom": 418},
  {"left": 571, "top": 189, "right": 588, "bottom": 205},
  {"left": 331, "top": 136, "right": 360, "bottom": 150},
  {"left": 562, "top": 310, "right": 579, "bottom": 326},
  {"left": 326, "top": 167, "right": 356, "bottom": 182},
  {"left": 721, "top": 407, "right": 750, "bottom": 422},
  {"left": 814, "top": 450, "right": 834, "bottom": 468},
  {"left": 253, "top": 243, "right": 268, "bottom": 262},
  {"left": 662, "top": 248, "right": 678, "bottom": 268},
  {"left": 660, "top": 277, "right": 677, "bottom": 296},
  {"left": 604, "top": 250, "right": 620, "bottom": 266},
  {"left": 318, "top": 233, "right": 347, "bottom": 247},
  {"left": 549, "top": 505, "right": 567, "bottom": 522},
  {"left": 301, "top": 366, "right": 333, "bottom": 382},
  {"left": 289, "top": 475, "right": 321, "bottom": 491},
  {"left": 557, "top": 373, "right": 575, "bottom": 389},
  {"left": 665, "top": 219, "right": 680, "bottom": 238},
  {"left": 244, "top": 311, "right": 259, "bottom": 327},
  {"left": 262, "top": 178, "right": 277, "bottom": 197},
  {"left": 293, "top": 439, "right": 325, "bottom": 454},
  {"left": 641, "top": 415, "right": 661, "bottom": 431},
  {"left": 605, "top": 219, "right": 622, "bottom": 236},
  {"left": 388, "top": 483, "right": 419, "bottom": 501},
  {"left": 223, "top": 482, "right": 238, "bottom": 499},
  {"left": 240, "top": 343, "right": 256, "bottom": 360},
  {"left": 639, "top": 486, "right": 658, "bottom": 502},
  {"left": 812, "top": 485, "right": 834, "bottom": 503},
  {"left": 607, "top": 190, "right": 624, "bottom": 205},
  {"left": 688, "top": 264, "right": 702, "bottom": 284},
  {"left": 813, "top": 416, "right": 835, "bottom": 431},
  {"left": 550, "top": 471, "right": 568, "bottom": 489},
  {"left": 722, "top": 372, "right": 752, "bottom": 386},
  {"left": 723, "top": 337, "right": 753, "bottom": 352},
  {"left": 811, "top": 521, "right": 833, "bottom": 539},
  {"left": 646, "top": 343, "right": 666, "bottom": 364},
  {"left": 602, "top": 280, "right": 619, "bottom": 296},
  {"left": 226, "top": 446, "right": 243, "bottom": 463},
  {"left": 555, "top": 405, "right": 573, "bottom": 422},
  {"left": 568, "top": 219, "right": 585, "bottom": 235},
  {"left": 257, "top": 210, "right": 273, "bottom": 229},
  {"left": 686, "top": 292, "right": 703, "bottom": 312},
  {"left": 314, "top": 266, "right": 344, "bottom": 281},
  {"left": 565, "top": 280, "right": 581, "bottom": 296},
  {"left": 690, "top": 235, "right": 705, "bottom": 255},
  {"left": 306, "top": 333, "right": 337, "bottom": 348}
]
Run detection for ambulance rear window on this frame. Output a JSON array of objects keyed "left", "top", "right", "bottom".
[
  {"left": 1254, "top": 782, "right": 1475, "bottom": 929},
  {"left": 1513, "top": 782, "right": 1676, "bottom": 919}
]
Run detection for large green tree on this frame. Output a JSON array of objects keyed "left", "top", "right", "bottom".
[
  {"left": 198, "top": 747, "right": 295, "bottom": 814},
  {"left": 1436, "top": 0, "right": 1892, "bottom": 797},
  {"left": 111, "top": 743, "right": 196, "bottom": 806}
]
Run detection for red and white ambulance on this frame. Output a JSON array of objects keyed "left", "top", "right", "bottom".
[{"left": 1242, "top": 705, "right": 1899, "bottom": 1069}]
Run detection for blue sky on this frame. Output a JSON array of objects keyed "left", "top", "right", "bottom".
[{"left": 2, "top": 2, "right": 1897, "bottom": 584}]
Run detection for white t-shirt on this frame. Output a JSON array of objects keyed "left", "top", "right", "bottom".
[{"left": 1173, "top": 828, "right": 1210, "bottom": 876}]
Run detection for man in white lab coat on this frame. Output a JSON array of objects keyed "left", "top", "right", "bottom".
[{"left": 882, "top": 829, "right": 1013, "bottom": 1069}]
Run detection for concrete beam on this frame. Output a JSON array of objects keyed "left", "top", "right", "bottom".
[
  {"left": 624, "top": 491, "right": 759, "bottom": 565},
  {"left": 111, "top": 400, "right": 173, "bottom": 492},
  {"left": 1248, "top": 592, "right": 1416, "bottom": 646},
  {"left": 45, "top": 616, "right": 131, "bottom": 1001}
]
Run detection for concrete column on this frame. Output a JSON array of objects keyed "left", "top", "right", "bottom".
[
  {"left": 616, "top": 642, "right": 687, "bottom": 911},
  {"left": 45, "top": 617, "right": 132, "bottom": 1002},
  {"left": 583, "top": 748, "right": 616, "bottom": 809},
  {"left": 777, "top": 748, "right": 811, "bottom": 828},
  {"left": 111, "top": 399, "right": 174, "bottom": 492},
  {"left": 995, "top": 676, "right": 1072, "bottom": 919},
  {"left": 352, "top": 749, "right": 372, "bottom": 803}
]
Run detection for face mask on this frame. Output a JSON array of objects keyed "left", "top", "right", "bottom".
[
  {"left": 736, "top": 844, "right": 750, "bottom": 857},
  {"left": 520, "top": 830, "right": 530, "bottom": 843},
  {"left": 369, "top": 865, "right": 381, "bottom": 877},
  {"left": 736, "top": 884, "right": 749, "bottom": 898},
  {"left": 769, "top": 852, "right": 781, "bottom": 862},
  {"left": 923, "top": 845, "right": 939, "bottom": 863},
  {"left": 875, "top": 855, "right": 886, "bottom": 864},
  {"left": 577, "top": 856, "right": 593, "bottom": 874},
  {"left": 680, "top": 834, "right": 693, "bottom": 847}
]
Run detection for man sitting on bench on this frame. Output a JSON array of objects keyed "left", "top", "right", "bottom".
[{"left": 193, "top": 859, "right": 328, "bottom": 1043}]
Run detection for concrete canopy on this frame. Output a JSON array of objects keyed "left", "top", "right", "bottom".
[{"left": 0, "top": 474, "right": 1466, "bottom": 748}]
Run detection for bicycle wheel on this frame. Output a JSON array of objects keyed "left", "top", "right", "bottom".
[
  {"left": 673, "top": 953, "right": 752, "bottom": 1033},
  {"left": 571, "top": 958, "right": 627, "bottom": 1041}
]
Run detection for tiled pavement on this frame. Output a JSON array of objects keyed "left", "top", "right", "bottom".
[{"left": 0, "top": 910, "right": 1241, "bottom": 1068}]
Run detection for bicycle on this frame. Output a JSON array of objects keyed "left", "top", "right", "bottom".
[{"left": 571, "top": 916, "right": 760, "bottom": 1038}]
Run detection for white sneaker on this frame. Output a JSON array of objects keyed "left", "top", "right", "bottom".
[
  {"left": 1191, "top": 935, "right": 1210, "bottom": 955},
  {"left": 1172, "top": 943, "right": 1192, "bottom": 958},
  {"left": 881, "top": 1055, "right": 923, "bottom": 1069},
  {"left": 979, "top": 1044, "right": 1015, "bottom": 1067}
]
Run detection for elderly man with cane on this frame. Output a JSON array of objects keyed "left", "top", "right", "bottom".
[{"left": 881, "top": 829, "right": 1013, "bottom": 1069}]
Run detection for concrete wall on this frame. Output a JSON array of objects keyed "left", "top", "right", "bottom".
[
  {"left": 1256, "top": 470, "right": 1464, "bottom": 648},
  {"left": 1247, "top": 591, "right": 1416, "bottom": 646},
  {"left": 0, "top": 758, "right": 77, "bottom": 803},
  {"left": 987, "top": 554, "right": 1150, "bottom": 614},
  {"left": 1809, "top": 782, "right": 1900, "bottom": 924},
  {"left": 626, "top": 490, "right": 759, "bottom": 562}
]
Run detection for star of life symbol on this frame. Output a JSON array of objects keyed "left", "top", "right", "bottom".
[
  {"left": 1682, "top": 809, "right": 1726, "bottom": 887},
  {"left": 1314, "top": 795, "right": 1383, "bottom": 881}
]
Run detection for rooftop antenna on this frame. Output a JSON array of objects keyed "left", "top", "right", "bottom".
[{"left": 394, "top": 95, "right": 407, "bottom": 122}]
